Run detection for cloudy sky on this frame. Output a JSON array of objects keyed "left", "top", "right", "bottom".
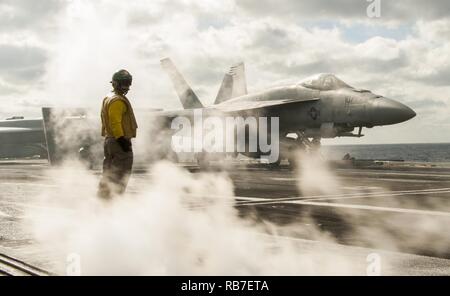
[{"left": 1, "top": 0, "right": 449, "bottom": 144}]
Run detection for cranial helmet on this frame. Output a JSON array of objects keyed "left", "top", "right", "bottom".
[
  {"left": 111, "top": 69, "right": 132, "bottom": 94},
  {"left": 111, "top": 69, "right": 132, "bottom": 86}
]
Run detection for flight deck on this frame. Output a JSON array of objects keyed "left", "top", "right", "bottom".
[{"left": 0, "top": 159, "right": 449, "bottom": 275}]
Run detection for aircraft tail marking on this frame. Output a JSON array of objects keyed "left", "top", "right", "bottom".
[{"left": 214, "top": 62, "right": 248, "bottom": 104}]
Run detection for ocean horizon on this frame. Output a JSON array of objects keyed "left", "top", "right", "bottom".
[{"left": 322, "top": 143, "right": 450, "bottom": 163}]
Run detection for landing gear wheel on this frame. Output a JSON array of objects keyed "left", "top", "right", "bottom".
[
  {"left": 268, "top": 158, "right": 281, "bottom": 170},
  {"left": 287, "top": 155, "right": 297, "bottom": 170},
  {"left": 310, "top": 137, "right": 322, "bottom": 152}
]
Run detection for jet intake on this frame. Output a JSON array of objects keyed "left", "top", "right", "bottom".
[
  {"left": 303, "top": 123, "right": 358, "bottom": 138},
  {"left": 303, "top": 122, "right": 336, "bottom": 138},
  {"left": 320, "top": 122, "right": 336, "bottom": 138}
]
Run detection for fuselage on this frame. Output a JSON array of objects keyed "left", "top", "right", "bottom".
[
  {"left": 213, "top": 78, "right": 416, "bottom": 139},
  {"left": 0, "top": 74, "right": 416, "bottom": 162}
]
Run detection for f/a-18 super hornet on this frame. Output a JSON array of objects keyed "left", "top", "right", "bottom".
[
  {"left": 0, "top": 116, "right": 47, "bottom": 159},
  {"left": 0, "top": 111, "right": 97, "bottom": 162},
  {"left": 159, "top": 58, "right": 416, "bottom": 165},
  {"left": 0, "top": 60, "right": 416, "bottom": 167}
]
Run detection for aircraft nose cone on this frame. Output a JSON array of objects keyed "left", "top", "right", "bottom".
[{"left": 371, "top": 98, "right": 416, "bottom": 126}]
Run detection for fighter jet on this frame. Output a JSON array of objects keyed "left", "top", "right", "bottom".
[
  {"left": 0, "top": 60, "right": 417, "bottom": 167},
  {"left": 160, "top": 58, "right": 416, "bottom": 165},
  {"left": 0, "top": 116, "right": 47, "bottom": 159}
]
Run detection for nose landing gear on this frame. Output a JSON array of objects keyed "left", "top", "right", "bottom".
[{"left": 279, "top": 132, "right": 322, "bottom": 169}]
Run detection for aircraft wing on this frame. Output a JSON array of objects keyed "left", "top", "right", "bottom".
[
  {"left": 213, "top": 97, "right": 319, "bottom": 113},
  {"left": 0, "top": 127, "right": 44, "bottom": 145},
  {"left": 0, "top": 127, "right": 40, "bottom": 133}
]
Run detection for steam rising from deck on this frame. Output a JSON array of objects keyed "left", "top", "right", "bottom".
[{"left": 24, "top": 160, "right": 344, "bottom": 275}]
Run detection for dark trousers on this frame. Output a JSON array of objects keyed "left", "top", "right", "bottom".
[{"left": 98, "top": 137, "right": 133, "bottom": 199}]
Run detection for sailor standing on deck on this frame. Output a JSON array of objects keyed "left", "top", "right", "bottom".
[{"left": 98, "top": 69, "right": 138, "bottom": 199}]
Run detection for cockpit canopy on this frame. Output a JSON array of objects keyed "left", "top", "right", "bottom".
[{"left": 299, "top": 73, "right": 352, "bottom": 91}]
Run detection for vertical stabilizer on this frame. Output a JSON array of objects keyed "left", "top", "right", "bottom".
[
  {"left": 214, "top": 73, "right": 233, "bottom": 104},
  {"left": 160, "top": 58, "right": 203, "bottom": 109},
  {"left": 230, "top": 62, "right": 247, "bottom": 98},
  {"left": 214, "top": 62, "right": 248, "bottom": 104}
]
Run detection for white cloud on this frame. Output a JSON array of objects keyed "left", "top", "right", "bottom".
[
  {"left": 0, "top": 0, "right": 449, "bottom": 144},
  {"left": 355, "top": 36, "right": 400, "bottom": 60},
  {"left": 238, "top": 0, "right": 450, "bottom": 24}
]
